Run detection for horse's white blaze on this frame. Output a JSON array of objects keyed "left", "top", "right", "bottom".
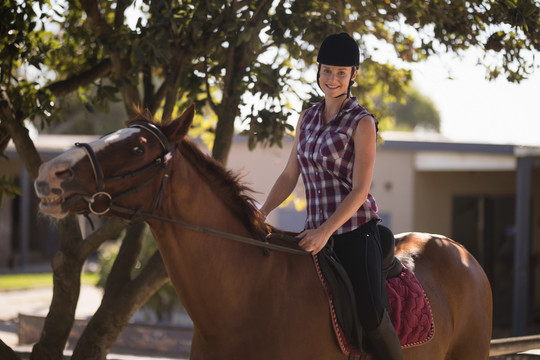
[{"left": 91, "top": 128, "right": 139, "bottom": 152}]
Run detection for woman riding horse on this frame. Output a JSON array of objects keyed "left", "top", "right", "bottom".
[
  {"left": 34, "top": 106, "right": 493, "bottom": 359},
  {"left": 260, "top": 32, "right": 401, "bottom": 359}
]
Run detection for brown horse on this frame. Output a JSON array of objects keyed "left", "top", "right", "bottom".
[{"left": 34, "top": 105, "right": 492, "bottom": 360}]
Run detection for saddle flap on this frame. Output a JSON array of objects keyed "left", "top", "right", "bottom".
[
  {"left": 317, "top": 247, "right": 363, "bottom": 351},
  {"left": 313, "top": 239, "right": 434, "bottom": 358}
]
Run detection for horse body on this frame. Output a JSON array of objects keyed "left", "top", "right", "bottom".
[{"left": 34, "top": 105, "right": 492, "bottom": 359}]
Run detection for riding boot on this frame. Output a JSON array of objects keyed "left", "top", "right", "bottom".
[{"left": 366, "top": 310, "right": 403, "bottom": 360}]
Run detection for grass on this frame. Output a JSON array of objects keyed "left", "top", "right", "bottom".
[{"left": 0, "top": 272, "right": 100, "bottom": 290}]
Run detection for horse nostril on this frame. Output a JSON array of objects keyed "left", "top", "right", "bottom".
[
  {"left": 55, "top": 168, "right": 73, "bottom": 180},
  {"left": 35, "top": 181, "right": 50, "bottom": 196},
  {"left": 51, "top": 188, "right": 63, "bottom": 195}
]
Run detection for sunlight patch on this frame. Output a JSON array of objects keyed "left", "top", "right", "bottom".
[{"left": 92, "top": 128, "right": 139, "bottom": 152}]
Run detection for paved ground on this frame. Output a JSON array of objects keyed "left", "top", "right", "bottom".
[
  {"left": 2, "top": 285, "right": 540, "bottom": 359},
  {"left": 0, "top": 285, "right": 185, "bottom": 360}
]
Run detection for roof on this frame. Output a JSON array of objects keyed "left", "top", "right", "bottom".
[
  {"left": 379, "top": 131, "right": 540, "bottom": 171},
  {"left": 380, "top": 131, "right": 517, "bottom": 156},
  {"left": 6, "top": 131, "right": 539, "bottom": 164},
  {"left": 6, "top": 135, "right": 99, "bottom": 159}
]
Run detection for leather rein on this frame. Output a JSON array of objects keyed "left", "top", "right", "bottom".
[{"left": 75, "top": 122, "right": 308, "bottom": 256}]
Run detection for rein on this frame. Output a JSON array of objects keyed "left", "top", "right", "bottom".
[
  {"left": 110, "top": 204, "right": 309, "bottom": 255},
  {"left": 76, "top": 122, "right": 309, "bottom": 256}
]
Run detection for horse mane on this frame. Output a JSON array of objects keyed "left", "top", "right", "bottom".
[
  {"left": 177, "top": 139, "right": 269, "bottom": 239},
  {"left": 126, "top": 108, "right": 269, "bottom": 240}
]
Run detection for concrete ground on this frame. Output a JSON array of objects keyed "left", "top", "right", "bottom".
[
  {"left": 0, "top": 285, "right": 185, "bottom": 360},
  {"left": 2, "top": 285, "right": 539, "bottom": 359}
]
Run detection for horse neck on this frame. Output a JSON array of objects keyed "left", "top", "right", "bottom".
[
  {"left": 157, "top": 147, "right": 259, "bottom": 240},
  {"left": 146, "top": 150, "right": 271, "bottom": 330}
]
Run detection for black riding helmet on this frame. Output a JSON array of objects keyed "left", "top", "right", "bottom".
[{"left": 316, "top": 32, "right": 360, "bottom": 98}]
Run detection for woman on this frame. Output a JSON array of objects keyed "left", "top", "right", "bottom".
[{"left": 260, "top": 32, "right": 402, "bottom": 360}]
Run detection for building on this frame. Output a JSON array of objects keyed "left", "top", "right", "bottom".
[
  {"left": 227, "top": 131, "right": 539, "bottom": 336},
  {"left": 1, "top": 131, "right": 539, "bottom": 335}
]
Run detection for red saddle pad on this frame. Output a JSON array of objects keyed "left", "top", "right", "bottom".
[{"left": 314, "top": 256, "right": 434, "bottom": 359}]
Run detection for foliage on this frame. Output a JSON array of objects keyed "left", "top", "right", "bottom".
[
  {"left": 3, "top": 0, "right": 538, "bottom": 157},
  {"left": 0, "top": 175, "right": 22, "bottom": 208},
  {"left": 0, "top": 0, "right": 59, "bottom": 124},
  {"left": 388, "top": 86, "right": 441, "bottom": 132},
  {"left": 97, "top": 229, "right": 183, "bottom": 323}
]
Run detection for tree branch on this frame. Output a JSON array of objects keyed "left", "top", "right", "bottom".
[
  {"left": 104, "top": 221, "right": 146, "bottom": 293},
  {"left": 32, "top": 214, "right": 84, "bottom": 360},
  {"left": 114, "top": 0, "right": 130, "bottom": 30},
  {"left": 78, "top": 0, "right": 113, "bottom": 36},
  {"left": 45, "top": 59, "right": 112, "bottom": 96},
  {"left": 249, "top": 0, "right": 271, "bottom": 25},
  {"left": 125, "top": 249, "right": 169, "bottom": 301},
  {"left": 150, "top": 81, "right": 167, "bottom": 114},
  {"left": 79, "top": 0, "right": 142, "bottom": 117},
  {"left": 204, "top": 59, "right": 218, "bottom": 113},
  {"left": 79, "top": 217, "right": 126, "bottom": 260},
  {"left": 0, "top": 92, "right": 42, "bottom": 180},
  {"left": 71, "top": 249, "right": 169, "bottom": 358},
  {"left": 0, "top": 123, "right": 10, "bottom": 154},
  {"left": 161, "top": 57, "right": 187, "bottom": 122}
]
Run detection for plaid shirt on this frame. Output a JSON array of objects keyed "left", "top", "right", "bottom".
[{"left": 297, "top": 97, "right": 380, "bottom": 235}]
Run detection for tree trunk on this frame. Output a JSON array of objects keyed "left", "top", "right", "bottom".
[
  {"left": 212, "top": 103, "right": 239, "bottom": 165},
  {"left": 0, "top": 92, "right": 42, "bottom": 180},
  {"left": 30, "top": 215, "right": 84, "bottom": 360},
  {"left": 71, "top": 222, "right": 170, "bottom": 359},
  {"left": 211, "top": 42, "right": 247, "bottom": 165},
  {"left": 0, "top": 338, "right": 21, "bottom": 360}
]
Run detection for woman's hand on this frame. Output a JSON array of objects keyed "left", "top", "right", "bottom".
[{"left": 297, "top": 227, "right": 332, "bottom": 255}]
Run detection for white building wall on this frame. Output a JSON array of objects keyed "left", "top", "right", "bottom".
[{"left": 225, "top": 136, "right": 413, "bottom": 233}]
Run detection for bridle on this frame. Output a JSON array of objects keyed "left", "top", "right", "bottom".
[
  {"left": 75, "top": 122, "right": 308, "bottom": 256},
  {"left": 75, "top": 121, "right": 174, "bottom": 216}
]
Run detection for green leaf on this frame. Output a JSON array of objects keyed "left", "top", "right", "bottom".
[{"left": 0, "top": 175, "right": 23, "bottom": 208}]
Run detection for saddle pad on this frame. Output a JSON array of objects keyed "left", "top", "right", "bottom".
[
  {"left": 386, "top": 267, "right": 435, "bottom": 348},
  {"left": 313, "top": 256, "right": 434, "bottom": 358}
]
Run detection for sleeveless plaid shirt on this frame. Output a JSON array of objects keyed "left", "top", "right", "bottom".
[{"left": 297, "top": 97, "right": 380, "bottom": 235}]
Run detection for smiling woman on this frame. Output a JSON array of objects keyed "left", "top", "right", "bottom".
[
  {"left": 260, "top": 32, "right": 404, "bottom": 359},
  {"left": 318, "top": 65, "right": 358, "bottom": 106}
]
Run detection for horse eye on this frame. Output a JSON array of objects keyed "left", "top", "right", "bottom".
[{"left": 132, "top": 146, "right": 145, "bottom": 155}]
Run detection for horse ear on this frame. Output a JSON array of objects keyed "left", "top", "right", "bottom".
[
  {"left": 164, "top": 104, "right": 195, "bottom": 143},
  {"left": 143, "top": 108, "right": 154, "bottom": 121}
]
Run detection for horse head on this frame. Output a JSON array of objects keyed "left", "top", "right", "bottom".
[{"left": 34, "top": 105, "right": 195, "bottom": 219}]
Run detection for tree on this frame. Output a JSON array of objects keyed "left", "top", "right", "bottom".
[
  {"left": 1, "top": 0, "right": 539, "bottom": 358},
  {"left": 389, "top": 86, "right": 441, "bottom": 132}
]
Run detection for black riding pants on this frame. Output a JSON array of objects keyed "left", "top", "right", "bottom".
[{"left": 331, "top": 220, "right": 385, "bottom": 331}]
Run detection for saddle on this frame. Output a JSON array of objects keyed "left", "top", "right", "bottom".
[
  {"left": 315, "top": 225, "right": 435, "bottom": 358},
  {"left": 316, "top": 224, "right": 403, "bottom": 354},
  {"left": 267, "top": 226, "right": 434, "bottom": 357}
]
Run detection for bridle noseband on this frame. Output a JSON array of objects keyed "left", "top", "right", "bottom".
[{"left": 75, "top": 121, "right": 173, "bottom": 216}]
